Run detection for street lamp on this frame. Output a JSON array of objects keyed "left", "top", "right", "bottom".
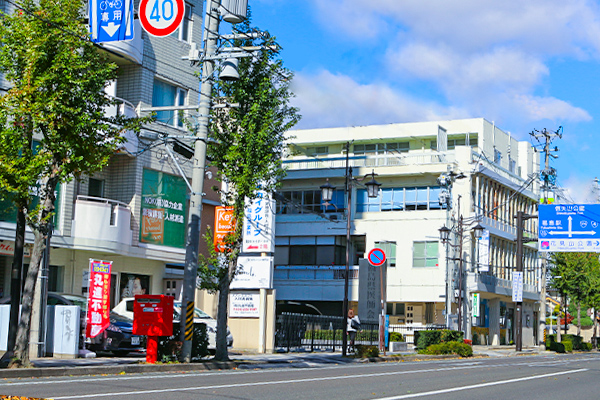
[
  {"left": 321, "top": 145, "right": 381, "bottom": 356},
  {"left": 438, "top": 196, "right": 484, "bottom": 333}
]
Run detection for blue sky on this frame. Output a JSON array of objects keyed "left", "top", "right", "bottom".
[{"left": 245, "top": 0, "right": 600, "bottom": 203}]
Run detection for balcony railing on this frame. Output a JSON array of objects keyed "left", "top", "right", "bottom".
[
  {"left": 72, "top": 195, "right": 132, "bottom": 245},
  {"left": 283, "top": 151, "right": 456, "bottom": 171}
]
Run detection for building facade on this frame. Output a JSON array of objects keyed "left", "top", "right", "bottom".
[
  {"left": 274, "top": 118, "right": 542, "bottom": 346},
  {"left": 0, "top": 0, "right": 221, "bottom": 351}
]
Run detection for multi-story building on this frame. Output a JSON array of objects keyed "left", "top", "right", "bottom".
[
  {"left": 0, "top": 0, "right": 220, "bottom": 350},
  {"left": 274, "top": 118, "right": 542, "bottom": 346}
]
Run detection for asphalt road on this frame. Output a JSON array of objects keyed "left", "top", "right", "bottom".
[{"left": 2, "top": 353, "right": 600, "bottom": 400}]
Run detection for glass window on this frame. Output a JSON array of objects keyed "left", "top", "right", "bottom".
[
  {"left": 172, "top": 3, "right": 193, "bottom": 42},
  {"left": 413, "top": 241, "right": 439, "bottom": 268},
  {"left": 152, "top": 80, "right": 187, "bottom": 128},
  {"left": 405, "top": 187, "right": 417, "bottom": 209},
  {"left": 381, "top": 188, "right": 393, "bottom": 211},
  {"left": 429, "top": 187, "right": 442, "bottom": 209},
  {"left": 88, "top": 178, "right": 104, "bottom": 198},
  {"left": 376, "top": 241, "right": 396, "bottom": 267},
  {"left": 416, "top": 187, "right": 428, "bottom": 210},
  {"left": 392, "top": 188, "right": 404, "bottom": 210}
]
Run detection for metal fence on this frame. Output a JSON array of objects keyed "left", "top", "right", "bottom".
[{"left": 275, "top": 313, "right": 447, "bottom": 352}]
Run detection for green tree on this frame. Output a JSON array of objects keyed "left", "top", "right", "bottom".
[
  {"left": 549, "top": 252, "right": 600, "bottom": 337},
  {"left": 0, "top": 0, "right": 146, "bottom": 367},
  {"left": 198, "top": 18, "right": 300, "bottom": 361}
]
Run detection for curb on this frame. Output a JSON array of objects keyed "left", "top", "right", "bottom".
[{"left": 0, "top": 361, "right": 238, "bottom": 379}]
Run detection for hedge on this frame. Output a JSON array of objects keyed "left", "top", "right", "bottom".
[
  {"left": 423, "top": 341, "right": 473, "bottom": 357},
  {"left": 415, "top": 330, "right": 463, "bottom": 351}
]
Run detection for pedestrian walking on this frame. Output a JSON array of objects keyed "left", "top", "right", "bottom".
[{"left": 347, "top": 309, "right": 360, "bottom": 353}]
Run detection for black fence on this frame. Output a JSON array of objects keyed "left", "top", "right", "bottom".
[{"left": 275, "top": 312, "right": 447, "bottom": 352}]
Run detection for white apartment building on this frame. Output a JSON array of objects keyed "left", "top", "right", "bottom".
[
  {"left": 274, "top": 118, "right": 542, "bottom": 346},
  {"left": 0, "top": 0, "right": 215, "bottom": 316}
]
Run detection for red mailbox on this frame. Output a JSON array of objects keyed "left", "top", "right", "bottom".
[{"left": 133, "top": 295, "right": 174, "bottom": 363}]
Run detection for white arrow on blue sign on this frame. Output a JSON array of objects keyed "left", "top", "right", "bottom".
[
  {"left": 89, "top": 0, "right": 134, "bottom": 43},
  {"left": 538, "top": 204, "right": 600, "bottom": 252}
]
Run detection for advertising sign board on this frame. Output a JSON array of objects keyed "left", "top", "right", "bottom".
[
  {"left": 140, "top": 169, "right": 187, "bottom": 248},
  {"left": 86, "top": 260, "right": 112, "bottom": 338},
  {"left": 242, "top": 191, "right": 276, "bottom": 253},
  {"left": 231, "top": 256, "right": 273, "bottom": 289},
  {"left": 214, "top": 206, "right": 235, "bottom": 252},
  {"left": 229, "top": 292, "right": 260, "bottom": 318},
  {"left": 538, "top": 204, "right": 600, "bottom": 252}
]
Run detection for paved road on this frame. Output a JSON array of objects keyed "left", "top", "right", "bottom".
[{"left": 2, "top": 353, "right": 599, "bottom": 399}]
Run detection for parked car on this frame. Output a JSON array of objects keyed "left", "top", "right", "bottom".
[
  {"left": 112, "top": 297, "right": 233, "bottom": 351},
  {"left": 1, "top": 292, "right": 144, "bottom": 356}
]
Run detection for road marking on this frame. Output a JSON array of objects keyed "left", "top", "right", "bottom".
[
  {"left": 374, "top": 369, "right": 588, "bottom": 399},
  {"left": 47, "top": 366, "right": 587, "bottom": 399}
]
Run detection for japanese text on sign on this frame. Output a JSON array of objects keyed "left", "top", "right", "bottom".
[
  {"left": 86, "top": 259, "right": 112, "bottom": 338},
  {"left": 242, "top": 191, "right": 276, "bottom": 253}
]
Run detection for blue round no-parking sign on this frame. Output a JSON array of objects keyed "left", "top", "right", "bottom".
[{"left": 368, "top": 248, "right": 386, "bottom": 267}]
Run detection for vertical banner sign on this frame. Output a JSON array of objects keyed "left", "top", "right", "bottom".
[
  {"left": 86, "top": 260, "right": 113, "bottom": 338},
  {"left": 478, "top": 230, "right": 490, "bottom": 272},
  {"left": 89, "top": 0, "right": 135, "bottom": 43},
  {"left": 242, "top": 191, "right": 276, "bottom": 253},
  {"left": 214, "top": 206, "right": 235, "bottom": 252},
  {"left": 512, "top": 271, "right": 523, "bottom": 302},
  {"left": 140, "top": 169, "right": 187, "bottom": 248},
  {"left": 472, "top": 293, "right": 480, "bottom": 318}
]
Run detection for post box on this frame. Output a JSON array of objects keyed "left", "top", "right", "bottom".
[{"left": 132, "top": 295, "right": 174, "bottom": 363}]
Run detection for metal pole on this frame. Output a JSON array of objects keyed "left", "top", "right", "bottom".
[
  {"left": 180, "top": 0, "right": 220, "bottom": 362},
  {"left": 457, "top": 213, "right": 463, "bottom": 332},
  {"left": 515, "top": 211, "right": 524, "bottom": 351},
  {"left": 342, "top": 142, "right": 351, "bottom": 357},
  {"left": 38, "top": 224, "right": 52, "bottom": 357}
]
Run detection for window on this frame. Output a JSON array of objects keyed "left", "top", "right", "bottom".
[
  {"left": 494, "top": 148, "right": 502, "bottom": 164},
  {"left": 353, "top": 142, "right": 409, "bottom": 155},
  {"left": 306, "top": 146, "right": 328, "bottom": 156},
  {"left": 172, "top": 3, "right": 193, "bottom": 42},
  {"left": 289, "top": 246, "right": 316, "bottom": 265},
  {"left": 276, "top": 190, "right": 345, "bottom": 214},
  {"left": 88, "top": 178, "right": 104, "bottom": 198},
  {"left": 356, "top": 186, "right": 442, "bottom": 212},
  {"left": 375, "top": 241, "right": 396, "bottom": 267},
  {"left": 413, "top": 241, "right": 439, "bottom": 268},
  {"left": 152, "top": 79, "right": 187, "bottom": 128}
]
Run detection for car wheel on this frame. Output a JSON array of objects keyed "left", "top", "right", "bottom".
[{"left": 112, "top": 350, "right": 130, "bottom": 357}]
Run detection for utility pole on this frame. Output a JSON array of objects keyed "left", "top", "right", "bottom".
[
  {"left": 180, "top": 0, "right": 221, "bottom": 362},
  {"left": 529, "top": 127, "right": 561, "bottom": 348}
]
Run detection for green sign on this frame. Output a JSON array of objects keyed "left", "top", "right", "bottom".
[
  {"left": 0, "top": 183, "right": 61, "bottom": 225},
  {"left": 140, "top": 169, "right": 187, "bottom": 248}
]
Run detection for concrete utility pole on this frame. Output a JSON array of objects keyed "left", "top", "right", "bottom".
[
  {"left": 180, "top": 0, "right": 221, "bottom": 362},
  {"left": 528, "top": 127, "right": 561, "bottom": 348}
]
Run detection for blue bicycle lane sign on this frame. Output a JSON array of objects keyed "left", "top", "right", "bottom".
[{"left": 89, "top": 0, "right": 134, "bottom": 43}]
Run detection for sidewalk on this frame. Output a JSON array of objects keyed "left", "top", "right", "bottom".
[{"left": 0, "top": 345, "right": 548, "bottom": 379}]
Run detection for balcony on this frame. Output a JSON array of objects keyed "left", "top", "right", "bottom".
[
  {"left": 100, "top": 20, "right": 144, "bottom": 65},
  {"left": 467, "top": 272, "right": 539, "bottom": 301},
  {"left": 72, "top": 196, "right": 132, "bottom": 245},
  {"left": 104, "top": 97, "right": 138, "bottom": 155}
]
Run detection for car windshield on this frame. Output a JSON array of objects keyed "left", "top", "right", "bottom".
[
  {"left": 59, "top": 294, "right": 88, "bottom": 310},
  {"left": 173, "top": 302, "right": 211, "bottom": 319}
]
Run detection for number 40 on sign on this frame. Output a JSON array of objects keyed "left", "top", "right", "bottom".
[{"left": 139, "top": 0, "right": 185, "bottom": 37}]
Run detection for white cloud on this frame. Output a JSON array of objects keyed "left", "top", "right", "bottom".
[
  {"left": 560, "top": 175, "right": 600, "bottom": 203},
  {"left": 290, "top": 71, "right": 467, "bottom": 129}
]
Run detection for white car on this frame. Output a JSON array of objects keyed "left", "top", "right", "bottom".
[{"left": 112, "top": 298, "right": 233, "bottom": 351}]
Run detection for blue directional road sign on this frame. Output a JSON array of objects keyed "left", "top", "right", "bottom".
[
  {"left": 89, "top": 0, "right": 134, "bottom": 43},
  {"left": 538, "top": 204, "right": 600, "bottom": 252}
]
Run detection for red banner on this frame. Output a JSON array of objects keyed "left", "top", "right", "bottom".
[{"left": 86, "top": 260, "right": 112, "bottom": 338}]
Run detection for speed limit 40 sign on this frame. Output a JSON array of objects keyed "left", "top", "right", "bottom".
[{"left": 139, "top": 0, "right": 185, "bottom": 37}]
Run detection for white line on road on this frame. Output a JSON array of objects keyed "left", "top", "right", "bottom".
[
  {"left": 49, "top": 367, "right": 588, "bottom": 399},
  {"left": 374, "top": 369, "right": 588, "bottom": 399}
]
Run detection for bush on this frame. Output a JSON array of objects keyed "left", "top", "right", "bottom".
[
  {"left": 389, "top": 331, "right": 404, "bottom": 342},
  {"left": 423, "top": 341, "right": 473, "bottom": 357},
  {"left": 355, "top": 345, "right": 379, "bottom": 358},
  {"left": 415, "top": 330, "right": 463, "bottom": 350},
  {"left": 562, "top": 335, "right": 584, "bottom": 350},
  {"left": 157, "top": 322, "right": 209, "bottom": 362}
]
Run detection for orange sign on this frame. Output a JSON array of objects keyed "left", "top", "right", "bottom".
[
  {"left": 141, "top": 208, "right": 165, "bottom": 244},
  {"left": 214, "top": 206, "right": 235, "bottom": 252}
]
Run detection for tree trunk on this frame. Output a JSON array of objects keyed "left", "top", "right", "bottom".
[
  {"left": 214, "top": 269, "right": 231, "bottom": 361},
  {"left": 9, "top": 175, "right": 57, "bottom": 368},
  {"left": 0, "top": 208, "right": 26, "bottom": 368}
]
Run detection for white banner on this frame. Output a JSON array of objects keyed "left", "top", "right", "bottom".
[
  {"left": 229, "top": 292, "right": 260, "bottom": 318},
  {"left": 472, "top": 293, "right": 480, "bottom": 318},
  {"left": 242, "top": 191, "right": 276, "bottom": 253},
  {"left": 512, "top": 271, "right": 523, "bottom": 302},
  {"left": 231, "top": 256, "right": 273, "bottom": 289},
  {"left": 478, "top": 230, "right": 489, "bottom": 272}
]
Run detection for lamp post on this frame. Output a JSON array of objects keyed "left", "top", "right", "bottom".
[
  {"left": 320, "top": 143, "right": 381, "bottom": 356},
  {"left": 438, "top": 196, "right": 484, "bottom": 332}
]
